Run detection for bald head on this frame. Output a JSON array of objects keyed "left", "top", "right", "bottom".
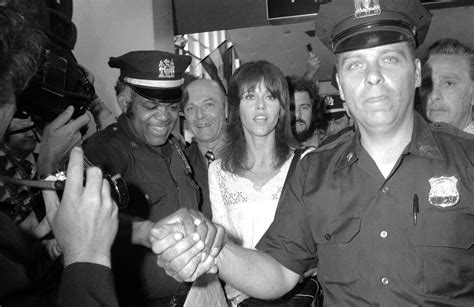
[
  {"left": 182, "top": 79, "right": 226, "bottom": 108},
  {"left": 182, "top": 79, "right": 227, "bottom": 150}
]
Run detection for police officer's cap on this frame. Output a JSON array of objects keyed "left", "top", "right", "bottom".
[
  {"left": 315, "top": 0, "right": 432, "bottom": 54},
  {"left": 323, "top": 95, "right": 347, "bottom": 120},
  {"left": 108, "top": 50, "right": 191, "bottom": 103}
]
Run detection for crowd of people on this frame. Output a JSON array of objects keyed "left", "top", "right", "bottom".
[{"left": 0, "top": 0, "right": 473, "bottom": 306}]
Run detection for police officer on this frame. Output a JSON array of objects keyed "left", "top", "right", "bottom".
[
  {"left": 151, "top": 0, "right": 474, "bottom": 305},
  {"left": 84, "top": 50, "right": 202, "bottom": 306},
  {"left": 322, "top": 95, "right": 353, "bottom": 136}
]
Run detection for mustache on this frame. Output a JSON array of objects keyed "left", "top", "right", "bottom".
[{"left": 291, "top": 119, "right": 307, "bottom": 126}]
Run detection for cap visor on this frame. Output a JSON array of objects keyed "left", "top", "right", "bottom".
[
  {"left": 335, "top": 28, "right": 414, "bottom": 54},
  {"left": 131, "top": 85, "right": 182, "bottom": 103}
]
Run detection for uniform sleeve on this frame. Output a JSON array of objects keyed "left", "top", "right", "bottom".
[
  {"left": 256, "top": 156, "right": 317, "bottom": 275},
  {"left": 58, "top": 262, "right": 119, "bottom": 307},
  {"left": 83, "top": 132, "right": 127, "bottom": 176},
  {"left": 209, "top": 161, "right": 228, "bottom": 228}
]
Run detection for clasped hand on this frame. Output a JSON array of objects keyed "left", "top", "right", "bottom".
[{"left": 149, "top": 209, "right": 225, "bottom": 282}]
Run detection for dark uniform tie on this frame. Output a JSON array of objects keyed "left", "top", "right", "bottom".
[{"left": 204, "top": 150, "right": 215, "bottom": 167}]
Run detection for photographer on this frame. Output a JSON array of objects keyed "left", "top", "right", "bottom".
[{"left": 0, "top": 1, "right": 119, "bottom": 306}]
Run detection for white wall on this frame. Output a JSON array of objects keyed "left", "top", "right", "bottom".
[{"left": 73, "top": 0, "right": 156, "bottom": 115}]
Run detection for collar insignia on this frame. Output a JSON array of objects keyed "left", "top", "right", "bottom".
[
  {"left": 159, "top": 58, "right": 175, "bottom": 78},
  {"left": 428, "top": 176, "right": 459, "bottom": 208},
  {"left": 354, "top": 0, "right": 381, "bottom": 18}
]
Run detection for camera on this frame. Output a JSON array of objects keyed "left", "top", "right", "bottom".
[
  {"left": 16, "top": 0, "right": 95, "bottom": 126},
  {"left": 17, "top": 46, "right": 95, "bottom": 125}
]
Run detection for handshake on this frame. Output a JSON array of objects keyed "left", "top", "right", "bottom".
[{"left": 149, "top": 209, "right": 226, "bottom": 282}]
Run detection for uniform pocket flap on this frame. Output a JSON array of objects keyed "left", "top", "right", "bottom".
[
  {"left": 413, "top": 210, "right": 474, "bottom": 249},
  {"left": 314, "top": 216, "right": 361, "bottom": 244}
]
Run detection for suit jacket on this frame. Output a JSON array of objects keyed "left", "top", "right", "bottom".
[
  {"left": 185, "top": 142, "right": 212, "bottom": 219},
  {"left": 0, "top": 210, "right": 59, "bottom": 306},
  {"left": 58, "top": 263, "right": 118, "bottom": 307}
]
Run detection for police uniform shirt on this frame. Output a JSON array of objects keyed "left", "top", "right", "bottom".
[
  {"left": 257, "top": 113, "right": 474, "bottom": 305},
  {"left": 84, "top": 114, "right": 200, "bottom": 301}
]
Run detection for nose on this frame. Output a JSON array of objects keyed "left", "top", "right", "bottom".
[
  {"left": 196, "top": 106, "right": 205, "bottom": 119},
  {"left": 256, "top": 96, "right": 266, "bottom": 110},
  {"left": 366, "top": 62, "right": 384, "bottom": 86},
  {"left": 25, "top": 129, "right": 35, "bottom": 137},
  {"left": 427, "top": 85, "right": 442, "bottom": 107},
  {"left": 327, "top": 121, "right": 336, "bottom": 134},
  {"left": 153, "top": 105, "right": 169, "bottom": 121},
  {"left": 295, "top": 107, "right": 301, "bottom": 119}
]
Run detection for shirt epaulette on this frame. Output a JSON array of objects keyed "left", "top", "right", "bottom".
[
  {"left": 85, "top": 123, "right": 125, "bottom": 148},
  {"left": 430, "top": 122, "right": 474, "bottom": 141}
]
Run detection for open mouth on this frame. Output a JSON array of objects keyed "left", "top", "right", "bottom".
[
  {"left": 150, "top": 126, "right": 168, "bottom": 134},
  {"left": 254, "top": 115, "right": 267, "bottom": 122}
]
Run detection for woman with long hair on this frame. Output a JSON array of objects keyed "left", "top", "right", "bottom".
[{"left": 209, "top": 61, "right": 318, "bottom": 306}]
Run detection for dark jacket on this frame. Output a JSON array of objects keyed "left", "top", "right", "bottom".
[
  {"left": 58, "top": 263, "right": 118, "bottom": 307},
  {"left": 0, "top": 210, "right": 60, "bottom": 306},
  {"left": 185, "top": 141, "right": 212, "bottom": 219},
  {"left": 84, "top": 114, "right": 200, "bottom": 304}
]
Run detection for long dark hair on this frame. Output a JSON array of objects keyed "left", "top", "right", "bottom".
[
  {"left": 286, "top": 75, "right": 327, "bottom": 142},
  {"left": 220, "top": 60, "right": 298, "bottom": 175}
]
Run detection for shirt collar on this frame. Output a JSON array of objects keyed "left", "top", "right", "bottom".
[
  {"left": 334, "top": 112, "right": 443, "bottom": 172},
  {"left": 333, "top": 132, "right": 361, "bottom": 172},
  {"left": 406, "top": 112, "right": 443, "bottom": 160},
  {"left": 463, "top": 120, "right": 474, "bottom": 134},
  {"left": 117, "top": 114, "right": 146, "bottom": 149}
]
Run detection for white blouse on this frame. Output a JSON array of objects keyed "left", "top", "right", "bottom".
[{"left": 209, "top": 156, "right": 293, "bottom": 249}]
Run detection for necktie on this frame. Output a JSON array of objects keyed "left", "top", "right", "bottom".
[{"left": 204, "top": 150, "right": 215, "bottom": 167}]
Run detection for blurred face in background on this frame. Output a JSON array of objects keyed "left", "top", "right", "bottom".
[
  {"left": 420, "top": 54, "right": 473, "bottom": 130},
  {"left": 6, "top": 117, "right": 37, "bottom": 159},
  {"left": 293, "top": 91, "right": 313, "bottom": 135},
  {"left": 325, "top": 114, "right": 352, "bottom": 136}
]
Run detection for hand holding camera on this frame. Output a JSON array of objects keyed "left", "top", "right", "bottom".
[
  {"left": 37, "top": 105, "right": 90, "bottom": 177},
  {"left": 42, "top": 147, "right": 118, "bottom": 267}
]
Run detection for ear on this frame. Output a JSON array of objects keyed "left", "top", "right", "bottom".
[
  {"left": 347, "top": 115, "right": 354, "bottom": 126},
  {"left": 414, "top": 58, "right": 421, "bottom": 88},
  {"left": 117, "top": 94, "right": 129, "bottom": 114},
  {"left": 343, "top": 102, "right": 352, "bottom": 118},
  {"left": 336, "top": 72, "right": 345, "bottom": 101}
]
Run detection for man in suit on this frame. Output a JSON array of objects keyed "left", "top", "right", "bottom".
[{"left": 182, "top": 79, "right": 228, "bottom": 218}]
